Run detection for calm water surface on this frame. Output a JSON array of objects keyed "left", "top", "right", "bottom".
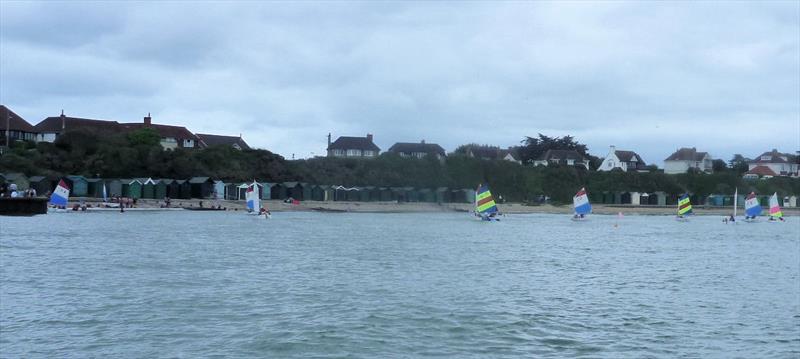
[{"left": 2, "top": 211, "right": 799, "bottom": 358}]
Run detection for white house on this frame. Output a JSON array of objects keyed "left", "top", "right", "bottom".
[
  {"left": 747, "top": 149, "right": 799, "bottom": 177},
  {"left": 598, "top": 145, "right": 648, "bottom": 172},
  {"left": 663, "top": 147, "right": 713, "bottom": 174}
]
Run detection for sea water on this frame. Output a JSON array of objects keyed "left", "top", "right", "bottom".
[{"left": 1, "top": 211, "right": 799, "bottom": 358}]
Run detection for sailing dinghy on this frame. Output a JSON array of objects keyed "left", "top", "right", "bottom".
[
  {"left": 48, "top": 179, "right": 70, "bottom": 213},
  {"left": 744, "top": 192, "right": 761, "bottom": 222},
  {"left": 474, "top": 184, "right": 500, "bottom": 221},
  {"left": 571, "top": 188, "right": 592, "bottom": 221},
  {"left": 675, "top": 194, "right": 692, "bottom": 222},
  {"left": 768, "top": 193, "right": 784, "bottom": 222}
]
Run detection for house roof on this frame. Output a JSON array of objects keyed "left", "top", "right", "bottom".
[
  {"left": 35, "top": 115, "right": 122, "bottom": 134},
  {"left": 4, "top": 173, "right": 27, "bottom": 181},
  {"left": 665, "top": 147, "right": 709, "bottom": 161},
  {"left": 189, "top": 176, "right": 212, "bottom": 184},
  {"left": 750, "top": 149, "right": 796, "bottom": 164},
  {"left": 0, "top": 105, "right": 35, "bottom": 132},
  {"left": 196, "top": 133, "right": 251, "bottom": 150},
  {"left": 614, "top": 150, "right": 645, "bottom": 163},
  {"left": 328, "top": 136, "right": 380, "bottom": 152},
  {"left": 28, "top": 175, "right": 49, "bottom": 182},
  {"left": 387, "top": 141, "right": 445, "bottom": 156},
  {"left": 123, "top": 123, "right": 196, "bottom": 141},
  {"left": 499, "top": 148, "right": 520, "bottom": 161},
  {"left": 746, "top": 165, "right": 777, "bottom": 177},
  {"left": 538, "top": 149, "right": 587, "bottom": 161}
]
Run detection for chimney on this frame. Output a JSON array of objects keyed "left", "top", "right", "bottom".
[
  {"left": 421, "top": 139, "right": 425, "bottom": 144},
  {"left": 60, "top": 110, "right": 66, "bottom": 130},
  {"left": 327, "top": 133, "right": 332, "bottom": 148},
  {"left": 144, "top": 113, "right": 152, "bottom": 126},
  {"left": 367, "top": 133, "right": 373, "bottom": 142}
]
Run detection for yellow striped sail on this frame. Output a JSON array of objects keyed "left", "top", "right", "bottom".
[
  {"left": 677, "top": 194, "right": 692, "bottom": 215},
  {"left": 475, "top": 184, "right": 498, "bottom": 214}
]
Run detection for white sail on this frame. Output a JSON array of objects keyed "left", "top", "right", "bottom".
[{"left": 733, "top": 187, "right": 738, "bottom": 217}]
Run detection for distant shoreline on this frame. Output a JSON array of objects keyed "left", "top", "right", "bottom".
[{"left": 63, "top": 198, "right": 798, "bottom": 216}]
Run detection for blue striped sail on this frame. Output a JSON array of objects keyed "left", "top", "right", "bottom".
[
  {"left": 49, "top": 179, "right": 70, "bottom": 207},
  {"left": 745, "top": 192, "right": 762, "bottom": 217},
  {"left": 573, "top": 188, "right": 591, "bottom": 215}
]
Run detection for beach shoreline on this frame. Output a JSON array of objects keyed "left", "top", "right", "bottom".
[{"left": 66, "top": 197, "right": 798, "bottom": 216}]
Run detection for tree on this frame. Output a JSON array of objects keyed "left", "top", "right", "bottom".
[
  {"left": 518, "top": 134, "right": 590, "bottom": 165},
  {"left": 728, "top": 154, "right": 750, "bottom": 174},
  {"left": 712, "top": 159, "right": 728, "bottom": 172}
]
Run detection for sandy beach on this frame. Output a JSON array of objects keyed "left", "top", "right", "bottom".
[{"left": 71, "top": 198, "right": 798, "bottom": 216}]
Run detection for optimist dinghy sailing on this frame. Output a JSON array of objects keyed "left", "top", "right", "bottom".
[{"left": 571, "top": 188, "right": 591, "bottom": 221}]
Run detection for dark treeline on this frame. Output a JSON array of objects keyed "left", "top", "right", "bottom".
[
  {"left": 0, "top": 128, "right": 294, "bottom": 182},
  {"left": 2, "top": 129, "right": 798, "bottom": 203}
]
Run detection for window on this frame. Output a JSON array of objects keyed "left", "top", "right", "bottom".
[
  {"left": 163, "top": 137, "right": 177, "bottom": 143},
  {"left": 567, "top": 159, "right": 575, "bottom": 165},
  {"left": 607, "top": 161, "right": 613, "bottom": 168},
  {"left": 363, "top": 150, "right": 375, "bottom": 157},
  {"left": 761, "top": 156, "right": 772, "bottom": 161},
  {"left": 183, "top": 139, "right": 194, "bottom": 148},
  {"left": 347, "top": 149, "right": 361, "bottom": 156},
  {"left": 332, "top": 149, "right": 345, "bottom": 156}
]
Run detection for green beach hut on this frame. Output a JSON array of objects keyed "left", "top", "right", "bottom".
[
  {"left": 154, "top": 179, "right": 169, "bottom": 199},
  {"left": 122, "top": 179, "right": 143, "bottom": 199},
  {"left": 66, "top": 175, "right": 88, "bottom": 197}
]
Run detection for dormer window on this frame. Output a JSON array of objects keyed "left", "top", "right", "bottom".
[{"left": 762, "top": 156, "right": 772, "bottom": 161}]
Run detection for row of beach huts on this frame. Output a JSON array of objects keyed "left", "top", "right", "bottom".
[{"left": 1, "top": 173, "right": 798, "bottom": 207}]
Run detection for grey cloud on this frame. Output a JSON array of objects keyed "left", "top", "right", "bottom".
[{"left": 1, "top": 1, "right": 797, "bottom": 163}]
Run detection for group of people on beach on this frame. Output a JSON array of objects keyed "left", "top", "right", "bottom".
[{"left": 0, "top": 183, "right": 38, "bottom": 198}]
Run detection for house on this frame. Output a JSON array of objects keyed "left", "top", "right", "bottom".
[
  {"left": 34, "top": 111, "right": 123, "bottom": 142},
  {"left": 462, "top": 145, "right": 521, "bottom": 164},
  {"left": 533, "top": 150, "right": 590, "bottom": 169},
  {"left": 387, "top": 140, "right": 446, "bottom": 159},
  {"left": 123, "top": 114, "right": 199, "bottom": 149},
  {"left": 326, "top": 133, "right": 380, "bottom": 158},
  {"left": 196, "top": 134, "right": 251, "bottom": 150},
  {"left": 747, "top": 149, "right": 799, "bottom": 177},
  {"left": 743, "top": 165, "right": 777, "bottom": 180},
  {"left": 598, "top": 145, "right": 648, "bottom": 172},
  {"left": 663, "top": 147, "right": 713, "bottom": 174},
  {"left": 1, "top": 105, "right": 37, "bottom": 146}
]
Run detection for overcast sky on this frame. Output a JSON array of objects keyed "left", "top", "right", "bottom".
[{"left": 1, "top": 1, "right": 798, "bottom": 163}]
